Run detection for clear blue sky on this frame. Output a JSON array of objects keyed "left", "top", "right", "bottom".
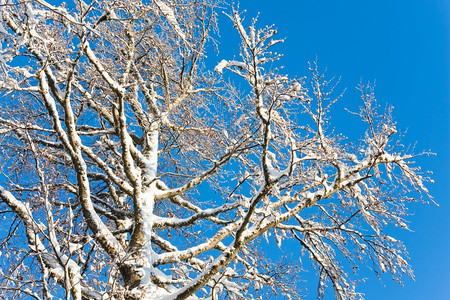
[{"left": 218, "top": 0, "right": 449, "bottom": 299}]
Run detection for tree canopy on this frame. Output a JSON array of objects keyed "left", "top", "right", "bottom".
[{"left": 0, "top": 1, "right": 432, "bottom": 299}]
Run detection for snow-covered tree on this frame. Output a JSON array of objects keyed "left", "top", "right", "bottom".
[{"left": 0, "top": 1, "right": 433, "bottom": 299}]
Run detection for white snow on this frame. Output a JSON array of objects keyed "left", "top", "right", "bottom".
[
  {"left": 214, "top": 59, "right": 247, "bottom": 74},
  {"left": 153, "top": 0, "right": 186, "bottom": 41}
]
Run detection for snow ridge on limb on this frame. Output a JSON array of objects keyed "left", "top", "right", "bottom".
[
  {"left": 153, "top": 0, "right": 187, "bottom": 42},
  {"left": 214, "top": 59, "right": 247, "bottom": 74}
]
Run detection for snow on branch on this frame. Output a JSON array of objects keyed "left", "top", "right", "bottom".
[{"left": 153, "top": 0, "right": 187, "bottom": 42}]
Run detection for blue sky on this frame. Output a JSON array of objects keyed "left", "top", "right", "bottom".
[{"left": 218, "top": 0, "right": 449, "bottom": 299}]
